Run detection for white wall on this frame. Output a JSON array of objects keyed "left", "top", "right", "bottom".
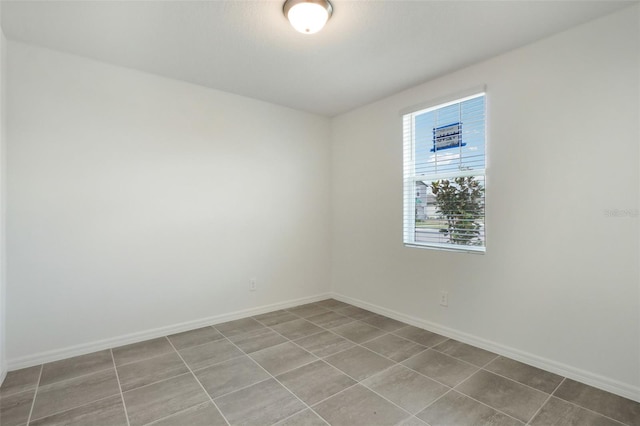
[
  {"left": 6, "top": 42, "right": 331, "bottom": 364},
  {"left": 331, "top": 6, "right": 639, "bottom": 399},
  {"left": 0, "top": 12, "right": 7, "bottom": 384}
]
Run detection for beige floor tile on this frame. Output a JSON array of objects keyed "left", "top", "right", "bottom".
[
  {"left": 0, "top": 366, "right": 41, "bottom": 398},
  {"left": 361, "top": 314, "right": 407, "bottom": 332},
  {"left": 325, "top": 346, "right": 394, "bottom": 381},
  {"left": 40, "top": 350, "right": 113, "bottom": 386},
  {"left": 363, "top": 334, "right": 426, "bottom": 362},
  {"left": 314, "top": 299, "right": 350, "bottom": 311},
  {"left": 334, "top": 306, "right": 376, "bottom": 320},
  {"left": 294, "top": 331, "right": 355, "bottom": 358},
  {"left": 403, "top": 349, "right": 478, "bottom": 387},
  {"left": 123, "top": 373, "right": 208, "bottom": 426},
  {"left": 394, "top": 326, "right": 448, "bottom": 347},
  {"left": 277, "top": 360, "right": 356, "bottom": 406},
  {"left": 116, "top": 352, "right": 188, "bottom": 392},
  {"left": 455, "top": 370, "right": 548, "bottom": 423},
  {"left": 253, "top": 310, "right": 299, "bottom": 326},
  {"left": 194, "top": 356, "right": 269, "bottom": 399},
  {"left": 331, "top": 321, "right": 387, "bottom": 344},
  {"left": 0, "top": 388, "right": 36, "bottom": 426},
  {"left": 214, "top": 378, "right": 305, "bottom": 425},
  {"left": 29, "top": 395, "right": 127, "bottom": 426},
  {"left": 313, "top": 385, "right": 409, "bottom": 426},
  {"left": 228, "top": 327, "right": 287, "bottom": 353},
  {"left": 250, "top": 342, "right": 316, "bottom": 376},
  {"left": 166, "top": 327, "right": 223, "bottom": 350},
  {"left": 432, "top": 339, "right": 498, "bottom": 367},
  {"left": 112, "top": 338, "right": 174, "bottom": 366},
  {"left": 275, "top": 408, "right": 328, "bottom": 426},
  {"left": 271, "top": 319, "right": 324, "bottom": 340},
  {"left": 148, "top": 402, "right": 227, "bottom": 426},
  {"left": 179, "top": 339, "right": 243, "bottom": 371},
  {"left": 306, "top": 311, "right": 354, "bottom": 329},
  {"left": 485, "top": 356, "right": 564, "bottom": 393},
  {"left": 362, "top": 364, "right": 448, "bottom": 414},
  {"left": 397, "top": 416, "right": 429, "bottom": 426},
  {"left": 13, "top": 302, "right": 636, "bottom": 426},
  {"left": 554, "top": 379, "right": 640, "bottom": 426},
  {"left": 214, "top": 318, "right": 265, "bottom": 337},
  {"left": 287, "top": 304, "right": 331, "bottom": 318},
  {"left": 31, "top": 369, "right": 120, "bottom": 421},
  {"left": 530, "top": 397, "right": 623, "bottom": 426},
  {"left": 417, "top": 391, "right": 523, "bottom": 426}
]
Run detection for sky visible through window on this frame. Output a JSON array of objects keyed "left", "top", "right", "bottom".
[{"left": 414, "top": 95, "right": 485, "bottom": 176}]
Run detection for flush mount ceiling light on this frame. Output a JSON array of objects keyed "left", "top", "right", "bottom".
[{"left": 283, "top": 0, "right": 333, "bottom": 34}]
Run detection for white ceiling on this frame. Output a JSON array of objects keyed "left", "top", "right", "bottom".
[{"left": 1, "top": 0, "right": 635, "bottom": 116}]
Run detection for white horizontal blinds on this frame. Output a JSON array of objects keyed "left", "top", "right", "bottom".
[
  {"left": 402, "top": 114, "right": 416, "bottom": 244},
  {"left": 402, "top": 93, "right": 486, "bottom": 252}
]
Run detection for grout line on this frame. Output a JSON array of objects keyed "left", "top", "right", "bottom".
[
  {"left": 110, "top": 349, "right": 131, "bottom": 426},
  {"left": 252, "top": 316, "right": 300, "bottom": 328},
  {"left": 28, "top": 357, "right": 134, "bottom": 422},
  {"left": 34, "top": 364, "right": 121, "bottom": 390},
  {"left": 0, "top": 385, "right": 39, "bottom": 399},
  {"left": 28, "top": 392, "right": 125, "bottom": 424},
  {"left": 266, "top": 304, "right": 471, "bottom": 422},
  {"left": 21, "top": 300, "right": 631, "bottom": 426},
  {"left": 163, "top": 338, "right": 227, "bottom": 356},
  {"left": 408, "top": 388, "right": 455, "bottom": 420},
  {"left": 478, "top": 353, "right": 502, "bottom": 369},
  {"left": 165, "top": 337, "right": 231, "bottom": 426},
  {"left": 306, "top": 380, "right": 360, "bottom": 407},
  {"left": 450, "top": 388, "right": 527, "bottom": 425},
  {"left": 546, "top": 391, "right": 630, "bottom": 426},
  {"left": 550, "top": 376, "right": 566, "bottom": 396},
  {"left": 113, "top": 348, "right": 177, "bottom": 369},
  {"left": 307, "top": 362, "right": 415, "bottom": 424},
  {"left": 444, "top": 368, "right": 526, "bottom": 425},
  {"left": 477, "top": 367, "right": 557, "bottom": 397},
  {"left": 119, "top": 371, "right": 192, "bottom": 395},
  {"left": 337, "top": 302, "right": 635, "bottom": 425},
  {"left": 189, "top": 353, "right": 247, "bottom": 375},
  {"left": 404, "top": 363, "right": 526, "bottom": 425},
  {"left": 525, "top": 378, "right": 562, "bottom": 426},
  {"left": 205, "top": 376, "right": 274, "bottom": 403},
  {"left": 265, "top": 318, "right": 426, "bottom": 423},
  {"left": 188, "top": 353, "right": 248, "bottom": 374},
  {"left": 428, "top": 344, "right": 500, "bottom": 368},
  {"left": 272, "top": 404, "right": 331, "bottom": 426},
  {"left": 142, "top": 402, "right": 208, "bottom": 426},
  {"left": 400, "top": 346, "right": 571, "bottom": 424},
  {"left": 24, "top": 364, "right": 43, "bottom": 425},
  {"left": 217, "top": 333, "right": 321, "bottom": 425}
]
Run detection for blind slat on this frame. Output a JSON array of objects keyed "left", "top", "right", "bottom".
[{"left": 403, "top": 92, "right": 487, "bottom": 253}]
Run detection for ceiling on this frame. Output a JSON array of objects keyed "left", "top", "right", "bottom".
[{"left": 1, "top": 0, "right": 635, "bottom": 116}]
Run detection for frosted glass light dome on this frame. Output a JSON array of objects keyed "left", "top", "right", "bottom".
[{"left": 284, "top": 0, "right": 333, "bottom": 34}]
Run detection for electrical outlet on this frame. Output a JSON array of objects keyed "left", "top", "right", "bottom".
[
  {"left": 439, "top": 291, "right": 448, "bottom": 307},
  {"left": 249, "top": 278, "right": 257, "bottom": 292}
]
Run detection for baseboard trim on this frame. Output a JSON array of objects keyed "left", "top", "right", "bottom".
[
  {"left": 7, "top": 292, "right": 331, "bottom": 371},
  {"left": 331, "top": 292, "right": 640, "bottom": 403},
  {"left": 0, "top": 366, "right": 6, "bottom": 387}
]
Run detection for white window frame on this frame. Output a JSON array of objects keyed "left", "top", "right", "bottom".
[{"left": 402, "top": 89, "right": 487, "bottom": 254}]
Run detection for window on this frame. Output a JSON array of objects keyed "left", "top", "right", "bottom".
[{"left": 402, "top": 91, "right": 486, "bottom": 253}]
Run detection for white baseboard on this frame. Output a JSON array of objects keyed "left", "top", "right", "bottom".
[
  {"left": 331, "top": 292, "right": 640, "bottom": 403},
  {"left": 6, "top": 292, "right": 331, "bottom": 371},
  {"left": 0, "top": 365, "right": 6, "bottom": 387}
]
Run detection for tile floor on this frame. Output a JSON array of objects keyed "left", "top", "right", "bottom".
[{"left": 1, "top": 299, "right": 639, "bottom": 426}]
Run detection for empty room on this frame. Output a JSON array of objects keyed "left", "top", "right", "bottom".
[{"left": 0, "top": 1, "right": 638, "bottom": 425}]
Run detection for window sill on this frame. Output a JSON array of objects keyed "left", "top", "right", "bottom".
[{"left": 403, "top": 243, "right": 486, "bottom": 254}]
